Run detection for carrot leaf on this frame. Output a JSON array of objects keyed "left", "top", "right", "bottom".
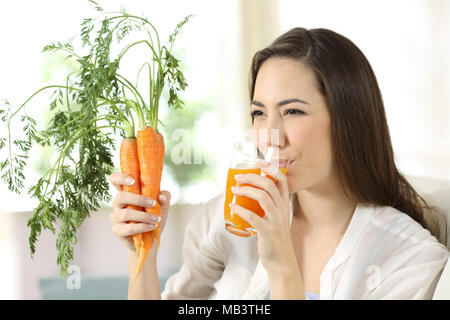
[{"left": 0, "top": 0, "right": 193, "bottom": 277}]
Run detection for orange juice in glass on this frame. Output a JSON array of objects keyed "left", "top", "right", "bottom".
[{"left": 224, "top": 142, "right": 287, "bottom": 237}]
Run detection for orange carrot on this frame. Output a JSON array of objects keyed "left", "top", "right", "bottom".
[
  {"left": 119, "top": 138, "right": 143, "bottom": 259},
  {"left": 134, "top": 126, "right": 165, "bottom": 281}
]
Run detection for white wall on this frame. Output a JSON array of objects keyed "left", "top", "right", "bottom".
[{"left": 279, "top": 0, "right": 450, "bottom": 180}]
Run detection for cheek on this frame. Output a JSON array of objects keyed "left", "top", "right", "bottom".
[
  {"left": 287, "top": 118, "right": 333, "bottom": 184},
  {"left": 286, "top": 120, "right": 329, "bottom": 154},
  {"left": 306, "top": 123, "right": 331, "bottom": 160},
  {"left": 293, "top": 115, "right": 331, "bottom": 155}
]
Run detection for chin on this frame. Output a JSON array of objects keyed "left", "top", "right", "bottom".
[{"left": 286, "top": 173, "right": 312, "bottom": 194}]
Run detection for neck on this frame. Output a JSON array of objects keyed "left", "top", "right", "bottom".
[{"left": 293, "top": 179, "right": 357, "bottom": 235}]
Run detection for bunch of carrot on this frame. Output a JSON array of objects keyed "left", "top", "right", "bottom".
[
  {"left": 0, "top": 1, "right": 193, "bottom": 278},
  {"left": 120, "top": 126, "right": 165, "bottom": 281}
]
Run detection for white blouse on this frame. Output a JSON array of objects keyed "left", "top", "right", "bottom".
[{"left": 161, "top": 191, "right": 449, "bottom": 300}]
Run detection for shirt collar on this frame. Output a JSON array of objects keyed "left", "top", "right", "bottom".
[
  {"left": 289, "top": 194, "right": 374, "bottom": 269},
  {"left": 323, "top": 202, "right": 374, "bottom": 272},
  {"left": 243, "top": 197, "right": 374, "bottom": 299}
]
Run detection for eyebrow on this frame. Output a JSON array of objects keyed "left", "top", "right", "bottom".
[{"left": 251, "top": 98, "right": 309, "bottom": 108}]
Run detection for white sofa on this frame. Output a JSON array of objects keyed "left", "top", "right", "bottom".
[{"left": 406, "top": 175, "right": 450, "bottom": 299}]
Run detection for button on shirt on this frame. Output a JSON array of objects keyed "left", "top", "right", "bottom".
[{"left": 161, "top": 191, "right": 449, "bottom": 300}]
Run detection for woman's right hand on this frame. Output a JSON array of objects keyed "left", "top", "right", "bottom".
[{"left": 109, "top": 172, "right": 171, "bottom": 252}]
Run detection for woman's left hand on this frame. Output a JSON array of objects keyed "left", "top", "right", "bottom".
[{"left": 230, "top": 160, "right": 296, "bottom": 274}]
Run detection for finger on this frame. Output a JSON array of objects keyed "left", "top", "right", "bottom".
[
  {"left": 109, "top": 172, "right": 135, "bottom": 191},
  {"left": 229, "top": 202, "right": 263, "bottom": 231},
  {"left": 258, "top": 160, "right": 289, "bottom": 202},
  {"left": 231, "top": 185, "right": 276, "bottom": 219},
  {"left": 113, "top": 207, "right": 161, "bottom": 224},
  {"left": 156, "top": 191, "right": 171, "bottom": 230},
  {"left": 112, "top": 222, "right": 157, "bottom": 238},
  {"left": 158, "top": 190, "right": 171, "bottom": 213},
  {"left": 234, "top": 172, "right": 283, "bottom": 206},
  {"left": 112, "top": 191, "right": 156, "bottom": 209}
]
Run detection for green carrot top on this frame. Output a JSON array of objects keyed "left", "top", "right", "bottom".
[{"left": 0, "top": 0, "right": 193, "bottom": 277}]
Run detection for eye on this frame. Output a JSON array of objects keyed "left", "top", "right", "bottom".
[
  {"left": 250, "top": 110, "right": 264, "bottom": 118},
  {"left": 250, "top": 109, "right": 305, "bottom": 119},
  {"left": 284, "top": 109, "right": 305, "bottom": 116}
]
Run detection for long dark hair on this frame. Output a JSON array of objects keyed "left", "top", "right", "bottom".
[{"left": 249, "top": 27, "right": 447, "bottom": 245}]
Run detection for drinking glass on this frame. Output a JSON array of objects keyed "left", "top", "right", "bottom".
[{"left": 223, "top": 141, "right": 287, "bottom": 237}]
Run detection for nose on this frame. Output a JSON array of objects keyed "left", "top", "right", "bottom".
[{"left": 252, "top": 124, "right": 286, "bottom": 156}]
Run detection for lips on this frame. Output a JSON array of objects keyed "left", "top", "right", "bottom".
[
  {"left": 288, "top": 159, "right": 295, "bottom": 168},
  {"left": 270, "top": 159, "right": 289, "bottom": 168}
]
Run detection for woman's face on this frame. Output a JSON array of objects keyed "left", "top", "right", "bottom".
[{"left": 252, "top": 57, "right": 334, "bottom": 193}]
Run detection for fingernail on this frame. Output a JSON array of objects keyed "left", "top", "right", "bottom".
[
  {"left": 150, "top": 215, "right": 161, "bottom": 223},
  {"left": 231, "top": 186, "right": 240, "bottom": 193},
  {"left": 124, "top": 177, "right": 135, "bottom": 185},
  {"left": 145, "top": 198, "right": 156, "bottom": 207},
  {"left": 159, "top": 194, "right": 167, "bottom": 201},
  {"left": 258, "top": 159, "right": 270, "bottom": 166},
  {"left": 145, "top": 223, "right": 157, "bottom": 230},
  {"left": 235, "top": 174, "right": 243, "bottom": 180}
]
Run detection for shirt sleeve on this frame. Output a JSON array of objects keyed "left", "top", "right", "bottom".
[
  {"left": 161, "top": 193, "right": 225, "bottom": 299},
  {"left": 362, "top": 236, "right": 450, "bottom": 300}
]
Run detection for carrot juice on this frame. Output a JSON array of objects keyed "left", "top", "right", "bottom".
[{"left": 224, "top": 166, "right": 287, "bottom": 237}]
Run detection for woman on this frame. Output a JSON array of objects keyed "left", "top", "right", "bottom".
[{"left": 109, "top": 27, "right": 449, "bottom": 300}]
